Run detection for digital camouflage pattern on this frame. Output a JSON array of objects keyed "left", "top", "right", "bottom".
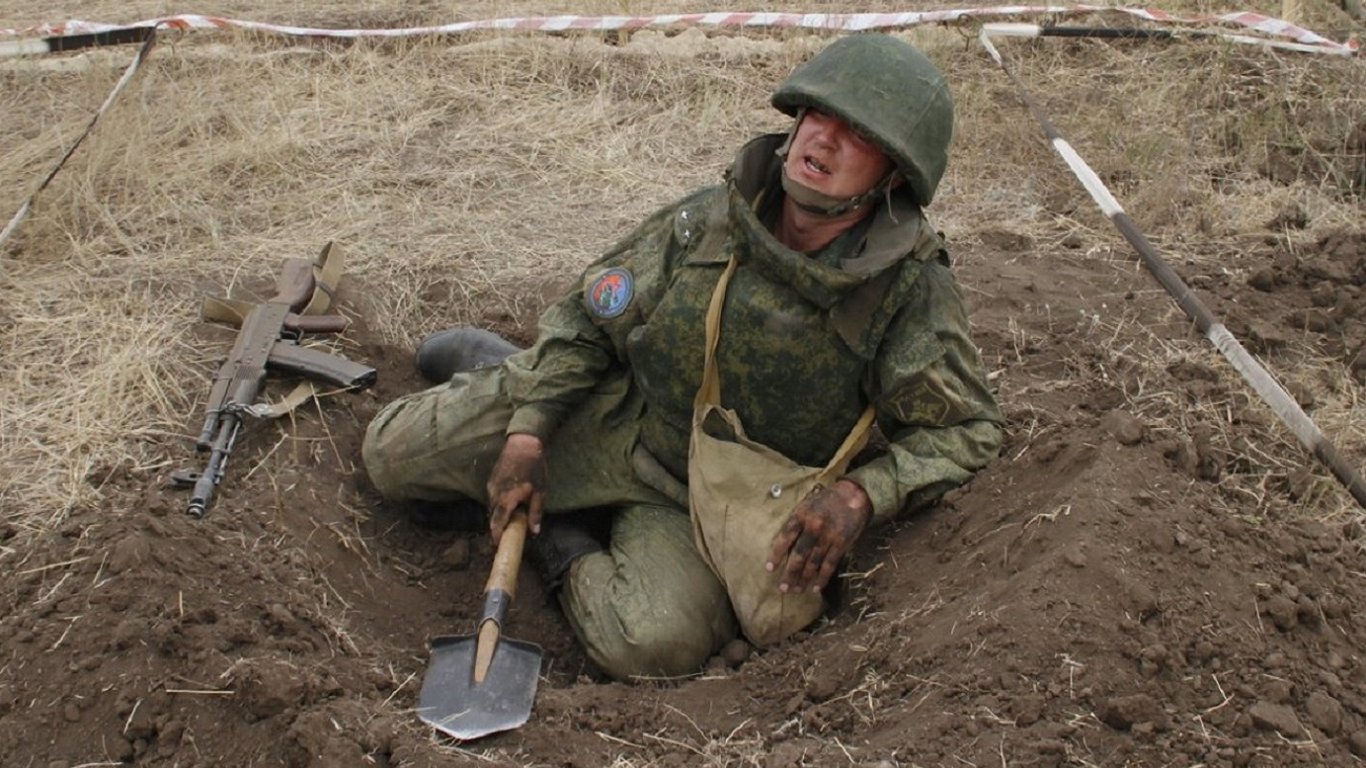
[
  {"left": 771, "top": 33, "right": 954, "bottom": 206},
  {"left": 503, "top": 134, "right": 1002, "bottom": 524},
  {"left": 364, "top": 133, "right": 1004, "bottom": 678}
]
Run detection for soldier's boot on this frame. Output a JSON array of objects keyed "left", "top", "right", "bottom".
[
  {"left": 526, "top": 515, "right": 607, "bottom": 595},
  {"left": 415, "top": 327, "right": 521, "bottom": 384}
]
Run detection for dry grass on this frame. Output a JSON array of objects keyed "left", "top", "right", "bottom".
[
  {"left": 1069, "top": 308, "right": 1364, "bottom": 518},
  {"left": 944, "top": 33, "right": 1364, "bottom": 236},
  {"left": 1, "top": 4, "right": 1362, "bottom": 539},
  {"left": 0, "top": 30, "right": 793, "bottom": 533}
]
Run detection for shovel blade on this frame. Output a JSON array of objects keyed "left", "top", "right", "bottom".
[{"left": 417, "top": 633, "right": 543, "bottom": 741}]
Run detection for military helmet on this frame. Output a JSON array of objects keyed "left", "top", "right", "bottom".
[{"left": 771, "top": 34, "right": 954, "bottom": 206}]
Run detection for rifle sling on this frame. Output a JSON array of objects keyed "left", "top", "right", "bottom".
[
  {"left": 248, "top": 381, "right": 318, "bottom": 419},
  {"left": 301, "top": 240, "right": 345, "bottom": 316},
  {"left": 200, "top": 241, "right": 348, "bottom": 326}
]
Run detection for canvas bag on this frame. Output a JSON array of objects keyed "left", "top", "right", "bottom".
[{"left": 688, "top": 256, "right": 875, "bottom": 646}]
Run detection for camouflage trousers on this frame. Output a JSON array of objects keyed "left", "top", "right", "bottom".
[{"left": 362, "top": 366, "right": 737, "bottom": 680}]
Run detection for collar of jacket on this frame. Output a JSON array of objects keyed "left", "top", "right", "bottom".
[
  {"left": 713, "top": 134, "right": 937, "bottom": 355},
  {"left": 724, "top": 132, "right": 932, "bottom": 278}
]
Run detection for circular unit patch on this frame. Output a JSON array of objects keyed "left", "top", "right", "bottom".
[{"left": 586, "top": 267, "right": 634, "bottom": 319}]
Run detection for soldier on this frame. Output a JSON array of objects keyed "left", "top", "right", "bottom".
[{"left": 363, "top": 33, "right": 1003, "bottom": 680}]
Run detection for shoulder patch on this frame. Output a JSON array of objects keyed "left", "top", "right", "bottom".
[{"left": 586, "top": 268, "right": 634, "bottom": 319}]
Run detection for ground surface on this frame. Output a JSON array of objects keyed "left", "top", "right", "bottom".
[{"left": 1, "top": 3, "right": 1363, "bottom": 767}]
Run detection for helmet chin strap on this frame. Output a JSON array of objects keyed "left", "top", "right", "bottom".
[
  {"left": 774, "top": 109, "right": 897, "bottom": 219},
  {"left": 780, "top": 168, "right": 894, "bottom": 218}
]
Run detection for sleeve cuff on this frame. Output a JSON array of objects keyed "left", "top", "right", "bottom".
[
  {"left": 506, "top": 404, "right": 563, "bottom": 441},
  {"left": 844, "top": 460, "right": 900, "bottom": 526}
]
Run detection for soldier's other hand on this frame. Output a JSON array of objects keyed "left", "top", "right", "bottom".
[
  {"left": 487, "top": 433, "right": 547, "bottom": 543},
  {"left": 766, "top": 479, "right": 871, "bottom": 595}
]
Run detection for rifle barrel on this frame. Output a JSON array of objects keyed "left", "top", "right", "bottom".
[{"left": 187, "top": 412, "right": 241, "bottom": 517}]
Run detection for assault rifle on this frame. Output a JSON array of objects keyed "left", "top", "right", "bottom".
[{"left": 174, "top": 254, "right": 376, "bottom": 517}]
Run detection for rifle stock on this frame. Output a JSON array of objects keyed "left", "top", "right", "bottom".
[{"left": 177, "top": 255, "right": 376, "bottom": 517}]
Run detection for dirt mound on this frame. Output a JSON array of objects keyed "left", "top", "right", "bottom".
[
  {"left": 2, "top": 223, "right": 1363, "bottom": 766},
  {"left": 2, "top": 11, "right": 1364, "bottom": 768}
]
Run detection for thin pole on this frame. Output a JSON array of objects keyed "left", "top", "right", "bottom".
[
  {"left": 979, "top": 28, "right": 1365, "bottom": 509},
  {"left": 0, "top": 30, "right": 157, "bottom": 256}
]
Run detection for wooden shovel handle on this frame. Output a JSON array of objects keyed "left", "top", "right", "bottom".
[
  {"left": 474, "top": 509, "right": 527, "bottom": 684},
  {"left": 485, "top": 509, "right": 527, "bottom": 598}
]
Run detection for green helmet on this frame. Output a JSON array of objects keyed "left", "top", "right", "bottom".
[{"left": 772, "top": 34, "right": 954, "bottom": 206}]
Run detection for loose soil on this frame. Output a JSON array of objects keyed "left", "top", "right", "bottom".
[
  {"left": 4, "top": 231, "right": 1364, "bottom": 767},
  {"left": 1, "top": 11, "right": 1364, "bottom": 768}
]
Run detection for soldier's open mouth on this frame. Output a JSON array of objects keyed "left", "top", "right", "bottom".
[{"left": 804, "top": 156, "right": 830, "bottom": 175}]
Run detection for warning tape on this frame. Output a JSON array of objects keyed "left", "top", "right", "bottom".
[
  {"left": 0, "top": 5, "right": 1357, "bottom": 57},
  {"left": 979, "top": 26, "right": 1366, "bottom": 508}
]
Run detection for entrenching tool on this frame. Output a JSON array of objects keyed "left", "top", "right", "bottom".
[{"left": 417, "top": 510, "right": 543, "bottom": 740}]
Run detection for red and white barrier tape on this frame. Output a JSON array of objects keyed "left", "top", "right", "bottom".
[{"left": 0, "top": 5, "right": 1357, "bottom": 57}]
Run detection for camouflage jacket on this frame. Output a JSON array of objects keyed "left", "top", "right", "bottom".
[{"left": 503, "top": 135, "right": 1003, "bottom": 523}]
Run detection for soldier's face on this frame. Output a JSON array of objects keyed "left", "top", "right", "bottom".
[{"left": 783, "top": 109, "right": 895, "bottom": 198}]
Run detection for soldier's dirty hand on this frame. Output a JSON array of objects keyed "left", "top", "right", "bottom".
[
  {"left": 767, "top": 479, "right": 871, "bottom": 595},
  {"left": 487, "top": 433, "right": 547, "bottom": 543}
]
